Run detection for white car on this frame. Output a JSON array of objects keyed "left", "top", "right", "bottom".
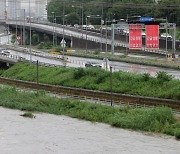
[
  {"left": 160, "top": 33, "right": 172, "bottom": 39},
  {"left": 85, "top": 62, "right": 102, "bottom": 68}
]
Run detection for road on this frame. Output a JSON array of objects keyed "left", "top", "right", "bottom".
[
  {"left": 1, "top": 34, "right": 180, "bottom": 79},
  {"left": 6, "top": 49, "right": 180, "bottom": 79}
]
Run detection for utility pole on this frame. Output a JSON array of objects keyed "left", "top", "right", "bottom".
[
  {"left": 111, "top": 24, "right": 114, "bottom": 55},
  {"left": 23, "top": 9, "right": 25, "bottom": 47},
  {"left": 110, "top": 66, "right": 112, "bottom": 106},
  {"left": 29, "top": 0, "right": 32, "bottom": 62},
  {"left": 52, "top": 12, "right": 55, "bottom": 48},
  {"left": 36, "top": 60, "right": 39, "bottom": 84},
  {"left": 62, "top": 2, "right": 65, "bottom": 54},
  {"left": 100, "top": 5, "right": 103, "bottom": 52}
]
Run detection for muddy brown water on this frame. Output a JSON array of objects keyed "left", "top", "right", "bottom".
[{"left": 0, "top": 107, "right": 179, "bottom": 154}]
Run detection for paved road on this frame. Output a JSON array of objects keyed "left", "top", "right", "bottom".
[
  {"left": 6, "top": 49, "right": 180, "bottom": 79},
  {"left": 0, "top": 34, "right": 180, "bottom": 79}
]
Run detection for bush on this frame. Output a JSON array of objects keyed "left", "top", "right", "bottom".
[
  {"left": 54, "top": 46, "right": 62, "bottom": 52},
  {"left": 73, "top": 68, "right": 85, "bottom": 79},
  {"left": 142, "top": 73, "right": 151, "bottom": 81},
  {"left": 156, "top": 71, "right": 173, "bottom": 82},
  {"left": 11, "top": 34, "right": 16, "bottom": 44},
  {"left": 175, "top": 129, "right": 180, "bottom": 140},
  {"left": 37, "top": 42, "right": 45, "bottom": 49}
]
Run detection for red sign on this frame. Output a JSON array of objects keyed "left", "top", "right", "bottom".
[
  {"left": 146, "top": 25, "right": 159, "bottom": 49},
  {"left": 17, "top": 36, "right": 21, "bottom": 41},
  {"left": 129, "top": 24, "right": 142, "bottom": 50}
]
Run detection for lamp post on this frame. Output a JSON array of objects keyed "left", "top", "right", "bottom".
[
  {"left": 15, "top": 0, "right": 17, "bottom": 47},
  {"left": 62, "top": 5, "right": 65, "bottom": 54},
  {"left": 29, "top": 0, "right": 32, "bottom": 62},
  {"left": 86, "top": 15, "right": 102, "bottom": 53},
  {"left": 51, "top": 11, "right": 55, "bottom": 48},
  {"left": 72, "top": 4, "right": 83, "bottom": 48},
  {"left": 85, "top": 16, "right": 88, "bottom": 53},
  {"left": 16, "top": 9, "right": 26, "bottom": 47},
  {"left": 110, "top": 66, "right": 112, "bottom": 106}
]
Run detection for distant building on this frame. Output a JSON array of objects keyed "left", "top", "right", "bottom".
[
  {"left": 35, "top": 0, "right": 48, "bottom": 20},
  {"left": 0, "top": 0, "right": 50, "bottom": 20},
  {"left": 7, "top": 0, "right": 21, "bottom": 19},
  {"left": 0, "top": 0, "right": 6, "bottom": 19}
]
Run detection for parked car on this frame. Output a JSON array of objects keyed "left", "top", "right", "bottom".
[{"left": 85, "top": 61, "right": 102, "bottom": 68}]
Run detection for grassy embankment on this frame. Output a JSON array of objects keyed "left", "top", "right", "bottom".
[
  {"left": 1, "top": 62, "right": 180, "bottom": 100},
  {"left": 0, "top": 86, "right": 180, "bottom": 139}
]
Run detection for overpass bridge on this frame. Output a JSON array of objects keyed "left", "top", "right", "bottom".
[
  {"left": 0, "top": 53, "right": 19, "bottom": 67},
  {"left": 1, "top": 19, "right": 180, "bottom": 54},
  {"left": 4, "top": 20, "right": 125, "bottom": 51}
]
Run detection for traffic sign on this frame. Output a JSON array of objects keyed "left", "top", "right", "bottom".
[{"left": 60, "top": 39, "right": 66, "bottom": 47}]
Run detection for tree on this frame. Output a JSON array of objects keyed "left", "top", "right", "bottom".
[
  {"left": 32, "top": 33, "right": 39, "bottom": 45},
  {"left": 47, "top": 0, "right": 180, "bottom": 25}
]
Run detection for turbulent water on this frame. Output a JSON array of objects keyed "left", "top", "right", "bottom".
[{"left": 0, "top": 107, "right": 179, "bottom": 154}]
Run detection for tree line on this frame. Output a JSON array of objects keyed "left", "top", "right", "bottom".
[{"left": 47, "top": 0, "right": 180, "bottom": 26}]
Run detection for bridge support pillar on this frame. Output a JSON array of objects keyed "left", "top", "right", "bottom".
[
  {"left": 70, "top": 36, "right": 73, "bottom": 47},
  {"left": 6, "top": 63, "right": 10, "bottom": 67}
]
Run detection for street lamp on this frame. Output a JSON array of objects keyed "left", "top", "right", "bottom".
[
  {"left": 86, "top": 15, "right": 102, "bottom": 53},
  {"left": 72, "top": 4, "right": 83, "bottom": 48},
  {"left": 16, "top": 9, "right": 26, "bottom": 47},
  {"left": 110, "top": 66, "right": 112, "bottom": 106},
  {"left": 105, "top": 19, "right": 117, "bottom": 53},
  {"left": 62, "top": 6, "right": 65, "bottom": 54},
  {"left": 51, "top": 11, "right": 56, "bottom": 48},
  {"left": 29, "top": 0, "right": 32, "bottom": 62}
]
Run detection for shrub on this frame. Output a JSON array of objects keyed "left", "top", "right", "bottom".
[
  {"left": 73, "top": 68, "right": 85, "bottom": 79},
  {"left": 37, "top": 42, "right": 45, "bottom": 49},
  {"left": 20, "top": 112, "right": 36, "bottom": 118},
  {"left": 156, "top": 71, "right": 173, "bottom": 82},
  {"left": 175, "top": 129, "right": 180, "bottom": 139},
  {"left": 54, "top": 46, "right": 63, "bottom": 52},
  {"left": 142, "top": 73, "right": 151, "bottom": 81}
]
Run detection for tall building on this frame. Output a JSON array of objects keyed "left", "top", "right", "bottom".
[
  {"left": 7, "top": 0, "right": 21, "bottom": 19},
  {"left": 0, "top": 0, "right": 6, "bottom": 19},
  {"left": 35, "top": 0, "right": 48, "bottom": 20}
]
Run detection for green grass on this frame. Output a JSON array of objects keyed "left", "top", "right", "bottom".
[
  {"left": 1, "top": 62, "right": 180, "bottom": 100},
  {"left": 0, "top": 86, "right": 179, "bottom": 138}
]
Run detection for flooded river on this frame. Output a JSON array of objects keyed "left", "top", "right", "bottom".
[{"left": 0, "top": 107, "right": 179, "bottom": 154}]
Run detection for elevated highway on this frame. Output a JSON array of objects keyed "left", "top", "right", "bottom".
[
  {"left": 1, "top": 19, "right": 180, "bottom": 54},
  {"left": 5, "top": 20, "right": 125, "bottom": 50}
]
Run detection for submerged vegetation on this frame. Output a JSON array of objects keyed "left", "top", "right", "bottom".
[
  {"left": 1, "top": 62, "right": 180, "bottom": 100},
  {"left": 20, "top": 112, "right": 36, "bottom": 118},
  {"left": 0, "top": 86, "right": 179, "bottom": 139}
]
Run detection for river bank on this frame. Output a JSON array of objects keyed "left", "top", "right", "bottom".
[{"left": 0, "top": 86, "right": 180, "bottom": 139}]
